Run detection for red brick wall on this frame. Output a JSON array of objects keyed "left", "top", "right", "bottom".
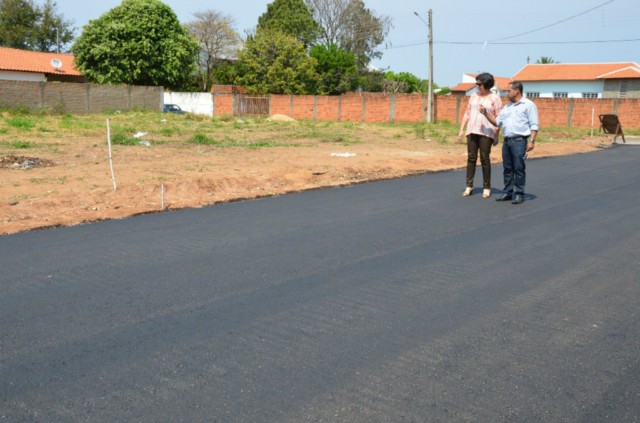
[
  {"left": 315, "top": 95, "right": 340, "bottom": 121},
  {"left": 395, "top": 94, "right": 425, "bottom": 123},
  {"left": 209, "top": 92, "right": 640, "bottom": 129},
  {"left": 213, "top": 93, "right": 233, "bottom": 116},
  {"left": 269, "top": 95, "right": 291, "bottom": 116},
  {"left": 291, "top": 95, "right": 315, "bottom": 120}
]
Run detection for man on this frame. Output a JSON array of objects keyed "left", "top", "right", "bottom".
[{"left": 480, "top": 81, "right": 539, "bottom": 205}]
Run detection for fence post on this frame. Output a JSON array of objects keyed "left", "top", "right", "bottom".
[
  {"left": 389, "top": 93, "right": 396, "bottom": 123},
  {"left": 362, "top": 93, "right": 367, "bottom": 123},
  {"left": 39, "top": 82, "right": 45, "bottom": 109},
  {"left": 613, "top": 98, "right": 619, "bottom": 114},
  {"left": 85, "top": 84, "right": 91, "bottom": 113},
  {"left": 567, "top": 98, "right": 574, "bottom": 128},
  {"left": 289, "top": 95, "right": 294, "bottom": 117},
  {"left": 232, "top": 93, "right": 236, "bottom": 116},
  {"left": 314, "top": 95, "right": 317, "bottom": 120},
  {"left": 338, "top": 95, "right": 342, "bottom": 122}
]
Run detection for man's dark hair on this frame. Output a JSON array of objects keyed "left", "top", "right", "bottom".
[
  {"left": 476, "top": 72, "right": 495, "bottom": 89},
  {"left": 510, "top": 81, "right": 524, "bottom": 94}
]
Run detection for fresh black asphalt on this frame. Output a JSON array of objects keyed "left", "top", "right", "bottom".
[{"left": 1, "top": 145, "right": 639, "bottom": 422}]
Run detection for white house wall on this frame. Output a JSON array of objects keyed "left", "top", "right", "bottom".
[
  {"left": 522, "top": 81, "right": 604, "bottom": 98},
  {"left": 163, "top": 92, "right": 213, "bottom": 116},
  {"left": 0, "top": 70, "right": 45, "bottom": 82}
]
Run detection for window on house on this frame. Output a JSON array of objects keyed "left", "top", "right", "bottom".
[
  {"left": 582, "top": 93, "right": 598, "bottom": 99},
  {"left": 553, "top": 92, "right": 568, "bottom": 98},
  {"left": 526, "top": 92, "right": 540, "bottom": 98},
  {"left": 619, "top": 81, "right": 628, "bottom": 98}
]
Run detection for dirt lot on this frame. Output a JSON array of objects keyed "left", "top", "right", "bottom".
[{"left": 0, "top": 116, "right": 609, "bottom": 236}]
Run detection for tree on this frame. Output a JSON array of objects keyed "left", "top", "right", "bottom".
[
  {"left": 72, "top": 0, "right": 199, "bottom": 89},
  {"left": 305, "top": 0, "right": 392, "bottom": 70},
  {"left": 357, "top": 69, "right": 385, "bottom": 92},
  {"left": 310, "top": 43, "right": 358, "bottom": 95},
  {"left": 383, "top": 71, "right": 421, "bottom": 93},
  {"left": 235, "top": 29, "right": 319, "bottom": 94},
  {"left": 33, "top": 0, "right": 75, "bottom": 52},
  {"left": 0, "top": 0, "right": 74, "bottom": 51},
  {"left": 0, "top": 0, "right": 39, "bottom": 49},
  {"left": 536, "top": 56, "right": 558, "bottom": 64},
  {"left": 186, "top": 10, "right": 242, "bottom": 91},
  {"left": 257, "top": 0, "right": 320, "bottom": 48}
]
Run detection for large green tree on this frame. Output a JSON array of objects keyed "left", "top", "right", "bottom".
[
  {"left": 257, "top": 0, "right": 320, "bottom": 48},
  {"left": 0, "top": 0, "right": 39, "bottom": 49},
  {"left": 235, "top": 29, "right": 319, "bottom": 94},
  {"left": 305, "top": 0, "right": 391, "bottom": 70},
  {"left": 0, "top": 0, "right": 74, "bottom": 51},
  {"left": 33, "top": 0, "right": 74, "bottom": 52},
  {"left": 72, "top": 0, "right": 199, "bottom": 89},
  {"left": 310, "top": 43, "right": 357, "bottom": 95}
]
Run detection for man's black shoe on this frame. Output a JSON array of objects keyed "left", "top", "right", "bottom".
[
  {"left": 495, "top": 193, "right": 512, "bottom": 202},
  {"left": 511, "top": 195, "right": 524, "bottom": 205}
]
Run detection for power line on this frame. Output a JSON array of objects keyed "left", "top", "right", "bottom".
[
  {"left": 489, "top": 0, "right": 616, "bottom": 42},
  {"left": 386, "top": 38, "right": 640, "bottom": 49}
]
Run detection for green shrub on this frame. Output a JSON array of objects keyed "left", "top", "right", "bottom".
[
  {"left": 7, "top": 141, "right": 36, "bottom": 149},
  {"left": 111, "top": 133, "right": 138, "bottom": 145},
  {"left": 6, "top": 117, "right": 35, "bottom": 130},
  {"left": 189, "top": 133, "right": 217, "bottom": 144}
]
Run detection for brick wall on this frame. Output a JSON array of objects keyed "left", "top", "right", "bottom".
[
  {"left": 211, "top": 92, "right": 640, "bottom": 129},
  {"left": 0, "top": 80, "right": 163, "bottom": 114}
]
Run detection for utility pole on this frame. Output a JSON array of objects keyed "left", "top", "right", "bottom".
[
  {"left": 427, "top": 9, "right": 434, "bottom": 123},
  {"left": 414, "top": 10, "right": 434, "bottom": 123}
]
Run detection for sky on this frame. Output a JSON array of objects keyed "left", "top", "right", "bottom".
[{"left": 60, "top": 0, "right": 640, "bottom": 88}]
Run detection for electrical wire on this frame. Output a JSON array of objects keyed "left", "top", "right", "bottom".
[
  {"left": 489, "top": 0, "right": 616, "bottom": 42},
  {"left": 386, "top": 38, "right": 640, "bottom": 49}
]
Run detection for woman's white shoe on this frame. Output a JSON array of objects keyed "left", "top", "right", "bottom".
[
  {"left": 482, "top": 189, "right": 491, "bottom": 198},
  {"left": 462, "top": 187, "right": 473, "bottom": 197}
]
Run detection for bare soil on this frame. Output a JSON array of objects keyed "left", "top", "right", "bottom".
[{"left": 0, "top": 125, "right": 610, "bottom": 236}]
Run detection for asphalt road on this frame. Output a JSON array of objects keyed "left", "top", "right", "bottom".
[{"left": 2, "top": 145, "right": 639, "bottom": 422}]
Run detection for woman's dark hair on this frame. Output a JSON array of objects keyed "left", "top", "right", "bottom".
[{"left": 476, "top": 72, "right": 495, "bottom": 89}]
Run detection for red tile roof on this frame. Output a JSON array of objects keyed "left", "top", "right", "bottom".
[
  {"left": 513, "top": 62, "right": 640, "bottom": 81},
  {"left": 451, "top": 75, "right": 512, "bottom": 92},
  {"left": 0, "top": 46, "right": 81, "bottom": 76},
  {"left": 450, "top": 82, "right": 476, "bottom": 92}
]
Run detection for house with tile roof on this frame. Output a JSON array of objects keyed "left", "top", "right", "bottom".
[
  {"left": 450, "top": 73, "right": 512, "bottom": 96},
  {"left": 0, "top": 46, "right": 85, "bottom": 83},
  {"left": 512, "top": 62, "right": 640, "bottom": 99}
]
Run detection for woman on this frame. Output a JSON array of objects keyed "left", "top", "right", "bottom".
[{"left": 458, "top": 73, "right": 502, "bottom": 198}]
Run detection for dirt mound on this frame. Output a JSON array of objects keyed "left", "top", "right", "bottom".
[{"left": 0, "top": 155, "right": 56, "bottom": 169}]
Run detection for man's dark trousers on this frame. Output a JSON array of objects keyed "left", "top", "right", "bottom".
[{"left": 502, "top": 137, "right": 527, "bottom": 195}]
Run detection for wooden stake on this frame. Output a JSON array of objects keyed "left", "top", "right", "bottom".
[{"left": 107, "top": 118, "right": 117, "bottom": 191}]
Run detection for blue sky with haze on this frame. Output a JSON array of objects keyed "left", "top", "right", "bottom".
[{"left": 61, "top": 0, "right": 639, "bottom": 87}]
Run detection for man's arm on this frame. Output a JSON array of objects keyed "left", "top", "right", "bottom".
[{"left": 527, "top": 102, "right": 540, "bottom": 152}]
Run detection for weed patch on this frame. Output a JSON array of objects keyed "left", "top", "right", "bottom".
[{"left": 6, "top": 117, "right": 35, "bottom": 130}]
